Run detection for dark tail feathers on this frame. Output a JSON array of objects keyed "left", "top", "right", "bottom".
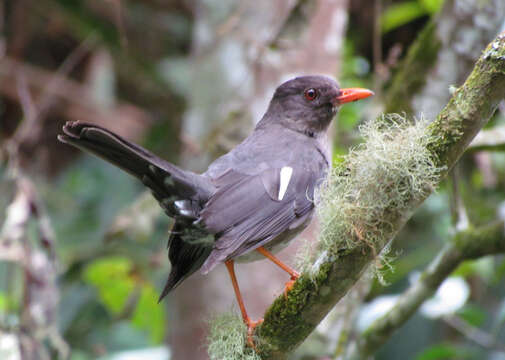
[
  {"left": 158, "top": 222, "right": 214, "bottom": 302},
  {"left": 58, "top": 121, "right": 215, "bottom": 219},
  {"left": 59, "top": 121, "right": 215, "bottom": 301}
]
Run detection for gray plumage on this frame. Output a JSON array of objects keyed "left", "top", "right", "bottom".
[{"left": 58, "top": 75, "right": 341, "bottom": 301}]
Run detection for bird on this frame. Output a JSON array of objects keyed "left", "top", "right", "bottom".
[{"left": 58, "top": 75, "right": 373, "bottom": 347}]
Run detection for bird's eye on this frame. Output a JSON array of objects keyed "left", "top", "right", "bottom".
[{"left": 304, "top": 88, "right": 317, "bottom": 101}]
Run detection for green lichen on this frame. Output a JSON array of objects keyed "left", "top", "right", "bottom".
[
  {"left": 206, "top": 115, "right": 444, "bottom": 358},
  {"left": 207, "top": 312, "right": 261, "bottom": 360},
  {"left": 427, "top": 32, "right": 505, "bottom": 168},
  {"left": 452, "top": 221, "right": 505, "bottom": 258},
  {"left": 256, "top": 115, "right": 444, "bottom": 358},
  {"left": 385, "top": 21, "right": 442, "bottom": 114},
  {"left": 253, "top": 32, "right": 505, "bottom": 359},
  {"left": 294, "top": 238, "right": 316, "bottom": 273},
  {"left": 256, "top": 261, "right": 334, "bottom": 356},
  {"left": 425, "top": 102, "right": 464, "bottom": 168},
  {"left": 317, "top": 114, "right": 442, "bottom": 258}
]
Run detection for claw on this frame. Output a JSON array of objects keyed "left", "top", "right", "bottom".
[
  {"left": 246, "top": 318, "right": 264, "bottom": 349},
  {"left": 283, "top": 272, "right": 300, "bottom": 299},
  {"left": 284, "top": 279, "right": 296, "bottom": 298}
]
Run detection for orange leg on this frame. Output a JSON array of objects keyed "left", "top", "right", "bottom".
[
  {"left": 225, "top": 260, "right": 263, "bottom": 348},
  {"left": 256, "top": 246, "right": 300, "bottom": 296}
]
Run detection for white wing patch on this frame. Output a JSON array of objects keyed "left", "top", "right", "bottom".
[
  {"left": 278, "top": 166, "right": 293, "bottom": 201},
  {"left": 175, "top": 200, "right": 193, "bottom": 217}
]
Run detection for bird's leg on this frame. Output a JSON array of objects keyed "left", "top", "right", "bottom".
[
  {"left": 256, "top": 246, "right": 300, "bottom": 296},
  {"left": 256, "top": 246, "right": 300, "bottom": 279},
  {"left": 225, "top": 260, "right": 263, "bottom": 349}
]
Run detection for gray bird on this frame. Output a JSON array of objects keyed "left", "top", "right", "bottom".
[{"left": 58, "top": 75, "right": 373, "bottom": 345}]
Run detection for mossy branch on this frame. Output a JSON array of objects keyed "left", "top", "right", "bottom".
[
  {"left": 426, "top": 33, "right": 505, "bottom": 170},
  {"left": 351, "top": 220, "right": 505, "bottom": 359},
  {"left": 252, "top": 32, "right": 505, "bottom": 359},
  {"left": 384, "top": 0, "right": 505, "bottom": 116}
]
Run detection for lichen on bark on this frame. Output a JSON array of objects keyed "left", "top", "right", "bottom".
[
  {"left": 385, "top": 0, "right": 505, "bottom": 118},
  {"left": 252, "top": 32, "right": 505, "bottom": 360},
  {"left": 427, "top": 32, "right": 505, "bottom": 170}
]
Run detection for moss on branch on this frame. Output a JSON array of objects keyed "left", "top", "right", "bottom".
[
  {"left": 426, "top": 32, "right": 505, "bottom": 170},
  {"left": 252, "top": 32, "right": 505, "bottom": 359}
]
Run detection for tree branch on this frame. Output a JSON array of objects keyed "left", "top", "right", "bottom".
[
  {"left": 384, "top": 0, "right": 505, "bottom": 118},
  {"left": 352, "top": 220, "right": 505, "bottom": 358},
  {"left": 254, "top": 32, "right": 505, "bottom": 359}
]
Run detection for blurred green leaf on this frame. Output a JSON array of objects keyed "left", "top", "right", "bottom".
[
  {"left": 0, "top": 292, "right": 7, "bottom": 313},
  {"left": 83, "top": 257, "right": 165, "bottom": 343},
  {"left": 456, "top": 304, "right": 487, "bottom": 327},
  {"left": 415, "top": 343, "right": 475, "bottom": 360},
  {"left": 341, "top": 41, "right": 370, "bottom": 83},
  {"left": 496, "top": 259, "right": 505, "bottom": 281},
  {"left": 452, "top": 261, "right": 475, "bottom": 278},
  {"left": 420, "top": 0, "right": 444, "bottom": 13},
  {"left": 84, "top": 257, "right": 135, "bottom": 314},
  {"left": 70, "top": 350, "right": 93, "bottom": 360},
  {"left": 336, "top": 40, "right": 372, "bottom": 154},
  {"left": 132, "top": 285, "right": 165, "bottom": 343},
  {"left": 453, "top": 257, "right": 495, "bottom": 283},
  {"left": 381, "top": 2, "right": 427, "bottom": 33},
  {"left": 470, "top": 169, "right": 484, "bottom": 188},
  {"left": 338, "top": 102, "right": 361, "bottom": 131}
]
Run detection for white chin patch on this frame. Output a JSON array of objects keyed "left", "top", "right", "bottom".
[{"left": 278, "top": 166, "right": 293, "bottom": 200}]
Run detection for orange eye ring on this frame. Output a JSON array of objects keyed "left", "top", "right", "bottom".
[{"left": 304, "top": 88, "right": 317, "bottom": 101}]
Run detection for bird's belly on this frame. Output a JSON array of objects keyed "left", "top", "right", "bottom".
[{"left": 234, "top": 215, "right": 312, "bottom": 263}]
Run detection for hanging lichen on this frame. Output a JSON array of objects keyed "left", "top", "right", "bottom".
[
  {"left": 207, "top": 312, "right": 262, "bottom": 360},
  {"left": 317, "top": 114, "right": 443, "bottom": 261}
]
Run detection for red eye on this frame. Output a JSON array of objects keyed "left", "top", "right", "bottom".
[{"left": 304, "top": 88, "right": 317, "bottom": 101}]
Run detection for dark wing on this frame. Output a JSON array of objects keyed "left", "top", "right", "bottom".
[
  {"left": 58, "top": 121, "right": 215, "bottom": 218},
  {"left": 199, "top": 167, "right": 318, "bottom": 273}
]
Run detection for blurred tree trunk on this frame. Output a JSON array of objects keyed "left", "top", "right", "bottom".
[
  {"left": 385, "top": 0, "right": 505, "bottom": 118},
  {"left": 170, "top": 1, "right": 349, "bottom": 359}
]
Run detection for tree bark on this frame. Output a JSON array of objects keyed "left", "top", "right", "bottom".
[
  {"left": 385, "top": 0, "right": 505, "bottom": 118},
  {"left": 170, "top": 1, "right": 349, "bottom": 359},
  {"left": 254, "top": 32, "right": 505, "bottom": 359}
]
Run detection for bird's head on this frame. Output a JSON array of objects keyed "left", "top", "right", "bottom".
[{"left": 260, "top": 75, "right": 373, "bottom": 136}]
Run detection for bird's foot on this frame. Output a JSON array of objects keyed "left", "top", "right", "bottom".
[
  {"left": 283, "top": 271, "right": 300, "bottom": 298},
  {"left": 246, "top": 318, "right": 264, "bottom": 350}
]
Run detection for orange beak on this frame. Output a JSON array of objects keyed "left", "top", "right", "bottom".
[{"left": 336, "top": 88, "right": 374, "bottom": 104}]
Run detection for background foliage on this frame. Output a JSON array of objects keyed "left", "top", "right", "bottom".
[{"left": 0, "top": 0, "right": 504, "bottom": 359}]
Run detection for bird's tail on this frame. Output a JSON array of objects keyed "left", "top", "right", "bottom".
[
  {"left": 58, "top": 121, "right": 214, "bottom": 219},
  {"left": 158, "top": 222, "right": 214, "bottom": 301}
]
